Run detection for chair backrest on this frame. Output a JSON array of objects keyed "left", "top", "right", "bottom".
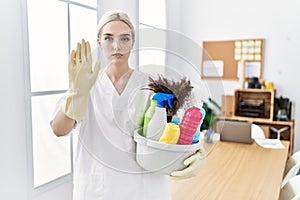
[
  {"left": 251, "top": 124, "right": 265, "bottom": 139},
  {"left": 282, "top": 163, "right": 300, "bottom": 188},
  {"left": 285, "top": 151, "right": 300, "bottom": 177},
  {"left": 280, "top": 175, "right": 300, "bottom": 200},
  {"left": 292, "top": 193, "right": 300, "bottom": 200}
]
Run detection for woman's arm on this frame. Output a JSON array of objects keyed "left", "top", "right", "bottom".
[
  {"left": 51, "top": 39, "right": 100, "bottom": 137},
  {"left": 51, "top": 109, "right": 76, "bottom": 137}
]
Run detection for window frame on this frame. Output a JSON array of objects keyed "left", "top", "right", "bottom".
[{"left": 22, "top": 0, "right": 98, "bottom": 195}]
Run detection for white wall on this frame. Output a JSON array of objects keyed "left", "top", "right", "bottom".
[
  {"left": 166, "top": 0, "right": 300, "bottom": 152},
  {"left": 0, "top": 0, "right": 28, "bottom": 198}
]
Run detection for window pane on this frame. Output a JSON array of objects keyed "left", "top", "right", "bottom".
[
  {"left": 72, "top": 0, "right": 97, "bottom": 8},
  {"left": 139, "top": 0, "right": 166, "bottom": 29},
  {"left": 27, "top": 0, "right": 69, "bottom": 92},
  {"left": 70, "top": 5, "right": 98, "bottom": 51},
  {"left": 139, "top": 0, "right": 166, "bottom": 71},
  {"left": 32, "top": 94, "right": 71, "bottom": 188}
]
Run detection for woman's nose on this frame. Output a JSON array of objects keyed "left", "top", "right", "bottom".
[{"left": 112, "top": 39, "right": 121, "bottom": 50}]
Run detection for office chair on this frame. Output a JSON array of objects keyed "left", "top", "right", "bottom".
[
  {"left": 292, "top": 193, "right": 300, "bottom": 200},
  {"left": 284, "top": 150, "right": 300, "bottom": 177},
  {"left": 251, "top": 124, "right": 265, "bottom": 139},
  {"left": 282, "top": 163, "right": 300, "bottom": 188},
  {"left": 280, "top": 175, "right": 300, "bottom": 200}
]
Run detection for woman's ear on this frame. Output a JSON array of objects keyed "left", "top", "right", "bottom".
[{"left": 97, "top": 38, "right": 102, "bottom": 47}]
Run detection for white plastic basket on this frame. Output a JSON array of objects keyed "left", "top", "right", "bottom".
[{"left": 133, "top": 129, "right": 201, "bottom": 174}]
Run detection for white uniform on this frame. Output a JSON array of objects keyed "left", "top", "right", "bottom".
[{"left": 53, "top": 70, "right": 171, "bottom": 200}]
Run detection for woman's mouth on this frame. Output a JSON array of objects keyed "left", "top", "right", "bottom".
[{"left": 112, "top": 53, "right": 123, "bottom": 58}]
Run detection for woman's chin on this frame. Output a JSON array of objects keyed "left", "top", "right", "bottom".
[{"left": 110, "top": 55, "right": 129, "bottom": 63}]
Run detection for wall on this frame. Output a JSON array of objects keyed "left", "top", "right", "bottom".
[
  {"left": 166, "top": 0, "right": 300, "bottom": 152},
  {"left": 0, "top": 0, "right": 28, "bottom": 198}
]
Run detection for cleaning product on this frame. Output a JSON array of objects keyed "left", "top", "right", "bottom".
[
  {"left": 205, "top": 127, "right": 214, "bottom": 143},
  {"left": 142, "top": 94, "right": 157, "bottom": 137},
  {"left": 159, "top": 123, "right": 180, "bottom": 144},
  {"left": 192, "top": 107, "right": 206, "bottom": 144},
  {"left": 171, "top": 114, "right": 181, "bottom": 125},
  {"left": 146, "top": 92, "right": 174, "bottom": 141},
  {"left": 178, "top": 106, "right": 202, "bottom": 144}
]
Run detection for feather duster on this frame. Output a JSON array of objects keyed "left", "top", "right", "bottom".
[{"left": 144, "top": 74, "right": 193, "bottom": 117}]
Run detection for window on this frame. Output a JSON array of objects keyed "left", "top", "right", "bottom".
[
  {"left": 26, "top": 0, "right": 97, "bottom": 188},
  {"left": 138, "top": 0, "right": 166, "bottom": 75}
]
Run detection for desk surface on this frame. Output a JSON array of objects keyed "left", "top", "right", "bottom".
[{"left": 171, "top": 140, "right": 289, "bottom": 200}]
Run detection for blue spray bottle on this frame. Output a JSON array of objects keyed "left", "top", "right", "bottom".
[{"left": 146, "top": 92, "right": 174, "bottom": 141}]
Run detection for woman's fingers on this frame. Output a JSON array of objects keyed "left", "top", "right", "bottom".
[
  {"left": 86, "top": 41, "right": 91, "bottom": 61},
  {"left": 81, "top": 39, "right": 86, "bottom": 62},
  {"left": 75, "top": 42, "right": 81, "bottom": 64},
  {"left": 69, "top": 50, "right": 76, "bottom": 64},
  {"left": 72, "top": 40, "right": 91, "bottom": 71},
  {"left": 68, "top": 50, "right": 76, "bottom": 75}
]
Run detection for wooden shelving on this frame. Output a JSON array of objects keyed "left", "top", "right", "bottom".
[{"left": 234, "top": 89, "right": 276, "bottom": 120}]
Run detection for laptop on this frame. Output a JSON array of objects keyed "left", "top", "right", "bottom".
[{"left": 218, "top": 120, "right": 254, "bottom": 144}]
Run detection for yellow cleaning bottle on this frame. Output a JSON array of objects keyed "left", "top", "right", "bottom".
[{"left": 159, "top": 123, "right": 180, "bottom": 144}]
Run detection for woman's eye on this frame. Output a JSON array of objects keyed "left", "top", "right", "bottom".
[
  {"left": 104, "top": 37, "right": 113, "bottom": 41},
  {"left": 121, "top": 37, "right": 130, "bottom": 42}
]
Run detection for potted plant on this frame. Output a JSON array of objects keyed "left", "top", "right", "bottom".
[{"left": 200, "top": 98, "right": 221, "bottom": 131}]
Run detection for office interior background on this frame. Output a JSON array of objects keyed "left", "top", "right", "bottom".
[{"left": 1, "top": 0, "right": 300, "bottom": 199}]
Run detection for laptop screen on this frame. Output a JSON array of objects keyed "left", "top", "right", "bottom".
[{"left": 218, "top": 120, "right": 254, "bottom": 144}]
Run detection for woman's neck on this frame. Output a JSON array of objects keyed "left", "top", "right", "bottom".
[{"left": 105, "top": 63, "right": 132, "bottom": 86}]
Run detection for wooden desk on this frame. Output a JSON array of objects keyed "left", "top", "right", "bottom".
[
  {"left": 171, "top": 140, "right": 289, "bottom": 200},
  {"left": 216, "top": 115, "right": 295, "bottom": 158}
]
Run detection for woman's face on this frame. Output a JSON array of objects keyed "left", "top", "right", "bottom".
[{"left": 98, "top": 20, "right": 134, "bottom": 65}]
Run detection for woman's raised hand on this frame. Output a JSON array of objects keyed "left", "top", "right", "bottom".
[{"left": 62, "top": 39, "right": 101, "bottom": 120}]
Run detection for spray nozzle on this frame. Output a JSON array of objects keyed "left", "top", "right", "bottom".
[{"left": 152, "top": 92, "right": 174, "bottom": 108}]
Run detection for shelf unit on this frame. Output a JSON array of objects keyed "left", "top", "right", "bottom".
[
  {"left": 233, "top": 89, "right": 276, "bottom": 120},
  {"left": 219, "top": 89, "right": 294, "bottom": 157}
]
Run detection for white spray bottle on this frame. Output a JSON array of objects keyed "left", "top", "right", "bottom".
[{"left": 146, "top": 92, "right": 174, "bottom": 141}]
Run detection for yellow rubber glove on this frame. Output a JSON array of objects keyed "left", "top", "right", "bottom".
[
  {"left": 62, "top": 39, "right": 101, "bottom": 120},
  {"left": 170, "top": 146, "right": 206, "bottom": 180}
]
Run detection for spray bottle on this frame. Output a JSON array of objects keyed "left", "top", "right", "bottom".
[
  {"left": 142, "top": 94, "right": 157, "bottom": 137},
  {"left": 178, "top": 106, "right": 202, "bottom": 144},
  {"left": 146, "top": 92, "right": 174, "bottom": 141}
]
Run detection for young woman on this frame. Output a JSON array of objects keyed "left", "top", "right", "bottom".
[{"left": 51, "top": 10, "right": 204, "bottom": 200}]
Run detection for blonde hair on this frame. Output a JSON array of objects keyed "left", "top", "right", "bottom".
[{"left": 97, "top": 10, "right": 135, "bottom": 40}]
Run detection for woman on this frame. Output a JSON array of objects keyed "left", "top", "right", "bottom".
[{"left": 51, "top": 10, "right": 204, "bottom": 200}]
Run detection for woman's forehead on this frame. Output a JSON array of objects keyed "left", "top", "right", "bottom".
[{"left": 101, "top": 20, "right": 132, "bottom": 36}]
